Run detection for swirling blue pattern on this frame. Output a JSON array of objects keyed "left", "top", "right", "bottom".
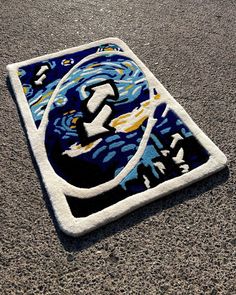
[
  {"left": 45, "top": 53, "right": 150, "bottom": 188},
  {"left": 19, "top": 43, "right": 123, "bottom": 127}
]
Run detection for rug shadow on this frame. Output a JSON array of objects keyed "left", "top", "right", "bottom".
[
  {"left": 7, "top": 77, "right": 230, "bottom": 252},
  {"left": 57, "top": 167, "right": 229, "bottom": 251}
]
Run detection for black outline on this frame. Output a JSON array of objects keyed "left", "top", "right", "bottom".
[{"left": 76, "top": 79, "right": 119, "bottom": 146}]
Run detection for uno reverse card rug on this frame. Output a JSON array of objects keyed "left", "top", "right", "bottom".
[{"left": 7, "top": 38, "right": 227, "bottom": 236}]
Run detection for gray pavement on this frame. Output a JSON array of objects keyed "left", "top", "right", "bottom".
[{"left": 0, "top": 0, "right": 235, "bottom": 294}]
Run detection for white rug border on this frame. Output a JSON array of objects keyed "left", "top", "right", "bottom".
[{"left": 7, "top": 38, "right": 227, "bottom": 236}]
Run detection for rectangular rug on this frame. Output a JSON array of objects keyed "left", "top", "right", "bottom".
[{"left": 7, "top": 38, "right": 227, "bottom": 236}]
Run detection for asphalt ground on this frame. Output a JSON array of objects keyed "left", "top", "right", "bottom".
[{"left": 0, "top": 0, "right": 235, "bottom": 294}]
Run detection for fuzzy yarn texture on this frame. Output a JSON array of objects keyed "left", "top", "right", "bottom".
[
  {"left": 7, "top": 38, "right": 226, "bottom": 236},
  {"left": 1, "top": 1, "right": 234, "bottom": 294}
]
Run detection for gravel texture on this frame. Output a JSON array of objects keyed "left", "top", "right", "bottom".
[{"left": 0, "top": 0, "right": 235, "bottom": 294}]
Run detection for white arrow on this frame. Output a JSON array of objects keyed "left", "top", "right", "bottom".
[
  {"left": 83, "top": 105, "right": 112, "bottom": 138},
  {"left": 34, "top": 65, "right": 49, "bottom": 85},
  {"left": 180, "top": 164, "right": 189, "bottom": 173},
  {"left": 161, "top": 149, "right": 170, "bottom": 157},
  {"left": 87, "top": 82, "right": 116, "bottom": 113},
  {"left": 170, "top": 133, "right": 184, "bottom": 149},
  {"left": 172, "top": 147, "right": 185, "bottom": 164},
  {"left": 143, "top": 175, "right": 151, "bottom": 189},
  {"left": 36, "top": 65, "right": 49, "bottom": 76},
  {"left": 34, "top": 74, "right": 47, "bottom": 86},
  {"left": 154, "top": 161, "right": 166, "bottom": 174}
]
